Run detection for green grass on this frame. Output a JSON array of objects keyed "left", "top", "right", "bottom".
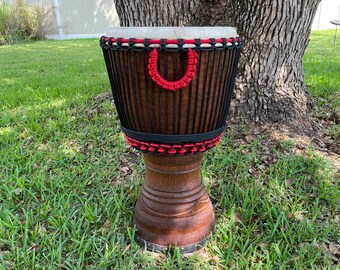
[
  {"left": 304, "top": 29, "right": 340, "bottom": 143},
  {"left": 0, "top": 32, "right": 339, "bottom": 269},
  {"left": 304, "top": 30, "right": 340, "bottom": 107}
]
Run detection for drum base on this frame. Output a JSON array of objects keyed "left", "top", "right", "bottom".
[
  {"left": 133, "top": 153, "right": 215, "bottom": 254},
  {"left": 135, "top": 234, "right": 211, "bottom": 254}
]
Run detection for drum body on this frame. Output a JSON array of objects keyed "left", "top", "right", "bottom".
[{"left": 100, "top": 27, "right": 242, "bottom": 253}]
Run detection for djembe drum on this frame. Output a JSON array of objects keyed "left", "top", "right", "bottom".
[{"left": 100, "top": 27, "right": 242, "bottom": 253}]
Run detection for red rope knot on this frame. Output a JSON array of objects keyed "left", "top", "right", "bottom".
[
  {"left": 140, "top": 145, "right": 147, "bottom": 151},
  {"left": 190, "top": 147, "right": 198, "bottom": 154},
  {"left": 148, "top": 48, "right": 198, "bottom": 91},
  {"left": 168, "top": 148, "right": 177, "bottom": 155},
  {"left": 148, "top": 146, "right": 155, "bottom": 152},
  {"left": 199, "top": 146, "right": 206, "bottom": 152},
  {"left": 178, "top": 148, "right": 187, "bottom": 155}
]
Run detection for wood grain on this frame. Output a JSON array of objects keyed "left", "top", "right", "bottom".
[{"left": 133, "top": 153, "right": 215, "bottom": 247}]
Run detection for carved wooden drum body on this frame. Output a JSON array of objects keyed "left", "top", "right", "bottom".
[{"left": 100, "top": 27, "right": 242, "bottom": 253}]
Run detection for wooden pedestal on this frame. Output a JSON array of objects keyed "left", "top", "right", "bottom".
[{"left": 133, "top": 153, "right": 215, "bottom": 253}]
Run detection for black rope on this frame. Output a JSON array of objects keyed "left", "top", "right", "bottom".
[
  {"left": 134, "top": 50, "right": 146, "bottom": 130},
  {"left": 107, "top": 50, "right": 127, "bottom": 126},
  {"left": 208, "top": 46, "right": 223, "bottom": 131},
  {"left": 110, "top": 48, "right": 128, "bottom": 126},
  {"left": 219, "top": 45, "right": 236, "bottom": 127},
  {"left": 121, "top": 126, "right": 225, "bottom": 144},
  {"left": 142, "top": 51, "right": 151, "bottom": 132},
  {"left": 186, "top": 61, "right": 194, "bottom": 134},
  {"left": 198, "top": 50, "right": 211, "bottom": 133},
  {"left": 158, "top": 50, "right": 163, "bottom": 134},
  {"left": 165, "top": 50, "right": 169, "bottom": 134},
  {"left": 173, "top": 51, "right": 178, "bottom": 135},
  {"left": 202, "top": 47, "right": 216, "bottom": 132},
  {"left": 127, "top": 49, "right": 141, "bottom": 131},
  {"left": 192, "top": 49, "right": 202, "bottom": 134},
  {"left": 223, "top": 48, "right": 242, "bottom": 124},
  {"left": 178, "top": 50, "right": 185, "bottom": 134},
  {"left": 116, "top": 48, "right": 133, "bottom": 129}
]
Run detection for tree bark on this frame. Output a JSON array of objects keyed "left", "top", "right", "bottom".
[{"left": 114, "top": 0, "right": 320, "bottom": 125}]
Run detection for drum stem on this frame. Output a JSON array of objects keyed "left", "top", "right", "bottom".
[{"left": 133, "top": 153, "right": 215, "bottom": 253}]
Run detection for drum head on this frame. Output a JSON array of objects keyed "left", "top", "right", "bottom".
[{"left": 106, "top": 27, "right": 238, "bottom": 39}]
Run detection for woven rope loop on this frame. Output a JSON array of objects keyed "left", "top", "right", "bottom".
[
  {"left": 148, "top": 48, "right": 198, "bottom": 91},
  {"left": 124, "top": 134, "right": 222, "bottom": 156}
]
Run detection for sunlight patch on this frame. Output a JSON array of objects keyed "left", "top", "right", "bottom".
[
  {"left": 1, "top": 78, "right": 15, "bottom": 86},
  {"left": 0, "top": 126, "right": 14, "bottom": 136},
  {"left": 60, "top": 139, "right": 81, "bottom": 156},
  {"left": 50, "top": 98, "right": 65, "bottom": 108}
]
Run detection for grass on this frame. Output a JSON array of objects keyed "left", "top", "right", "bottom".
[
  {"left": 0, "top": 32, "right": 339, "bottom": 269},
  {"left": 304, "top": 29, "right": 340, "bottom": 145},
  {"left": 304, "top": 30, "right": 340, "bottom": 107}
]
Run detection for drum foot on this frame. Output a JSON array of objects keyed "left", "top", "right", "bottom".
[
  {"left": 134, "top": 234, "right": 212, "bottom": 254},
  {"left": 132, "top": 153, "right": 215, "bottom": 253}
]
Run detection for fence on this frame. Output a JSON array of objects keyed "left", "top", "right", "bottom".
[{"left": 6, "top": 0, "right": 340, "bottom": 39}]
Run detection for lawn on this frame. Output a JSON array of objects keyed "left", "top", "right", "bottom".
[{"left": 0, "top": 31, "right": 339, "bottom": 269}]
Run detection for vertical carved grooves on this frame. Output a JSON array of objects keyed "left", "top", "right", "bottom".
[
  {"left": 133, "top": 153, "right": 215, "bottom": 247},
  {"left": 105, "top": 48, "right": 236, "bottom": 135}
]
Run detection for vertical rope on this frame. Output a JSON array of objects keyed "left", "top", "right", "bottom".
[
  {"left": 186, "top": 55, "right": 194, "bottom": 134},
  {"left": 217, "top": 49, "right": 230, "bottom": 128},
  {"left": 208, "top": 48, "right": 223, "bottom": 131},
  {"left": 165, "top": 50, "right": 169, "bottom": 134},
  {"left": 113, "top": 49, "right": 130, "bottom": 128},
  {"left": 222, "top": 48, "right": 241, "bottom": 124},
  {"left": 219, "top": 48, "right": 236, "bottom": 127},
  {"left": 202, "top": 48, "right": 216, "bottom": 132},
  {"left": 116, "top": 49, "right": 134, "bottom": 130},
  {"left": 107, "top": 49, "right": 127, "bottom": 127},
  {"left": 128, "top": 50, "right": 141, "bottom": 131},
  {"left": 178, "top": 50, "right": 185, "bottom": 134},
  {"left": 150, "top": 51, "right": 157, "bottom": 133},
  {"left": 158, "top": 49, "right": 163, "bottom": 134},
  {"left": 173, "top": 52, "right": 178, "bottom": 134},
  {"left": 134, "top": 50, "right": 146, "bottom": 131},
  {"left": 192, "top": 50, "right": 202, "bottom": 134},
  {"left": 142, "top": 50, "right": 152, "bottom": 133},
  {"left": 198, "top": 50, "right": 211, "bottom": 133},
  {"left": 212, "top": 49, "right": 227, "bottom": 128}
]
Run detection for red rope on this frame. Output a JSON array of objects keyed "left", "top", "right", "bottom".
[
  {"left": 148, "top": 48, "right": 198, "bottom": 91},
  {"left": 124, "top": 134, "right": 222, "bottom": 156}
]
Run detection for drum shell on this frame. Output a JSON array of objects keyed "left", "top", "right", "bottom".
[{"left": 103, "top": 46, "right": 240, "bottom": 142}]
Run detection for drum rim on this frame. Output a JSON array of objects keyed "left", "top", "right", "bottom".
[{"left": 100, "top": 36, "right": 243, "bottom": 49}]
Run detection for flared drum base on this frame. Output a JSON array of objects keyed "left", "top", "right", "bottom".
[{"left": 133, "top": 153, "right": 215, "bottom": 253}]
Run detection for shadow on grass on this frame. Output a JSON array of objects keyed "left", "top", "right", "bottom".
[{"left": 203, "top": 132, "right": 339, "bottom": 269}]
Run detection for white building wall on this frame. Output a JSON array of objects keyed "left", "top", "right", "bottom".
[
  {"left": 8, "top": 0, "right": 120, "bottom": 39},
  {"left": 312, "top": 0, "right": 340, "bottom": 30},
  {"left": 6, "top": 0, "right": 340, "bottom": 39}
]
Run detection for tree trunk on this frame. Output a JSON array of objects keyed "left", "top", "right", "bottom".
[{"left": 114, "top": 0, "right": 320, "bottom": 125}]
